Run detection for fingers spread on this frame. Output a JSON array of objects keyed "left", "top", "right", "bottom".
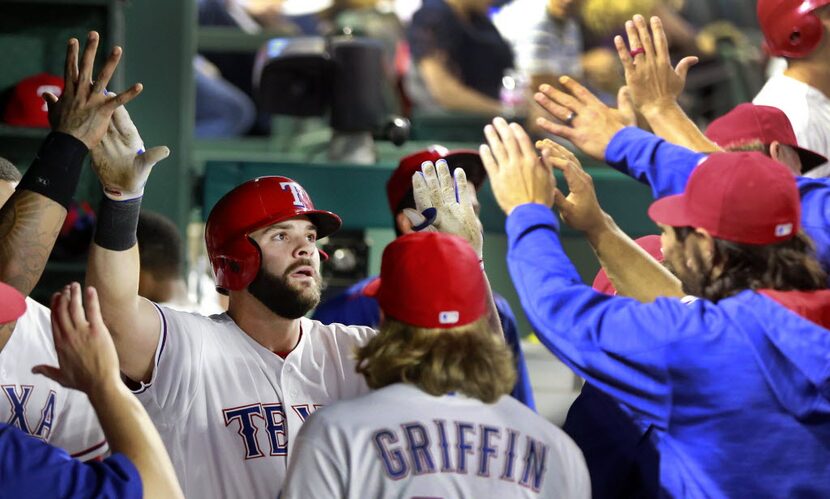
[
  {"left": 559, "top": 76, "right": 599, "bottom": 107},
  {"left": 412, "top": 169, "right": 433, "bottom": 212},
  {"left": 633, "top": 14, "right": 655, "bottom": 59},
  {"left": 64, "top": 38, "right": 79, "bottom": 95},
  {"left": 536, "top": 117, "right": 576, "bottom": 141},
  {"left": 92, "top": 46, "right": 123, "bottom": 95},
  {"left": 77, "top": 31, "right": 100, "bottom": 98},
  {"left": 107, "top": 83, "right": 143, "bottom": 110},
  {"left": 650, "top": 16, "right": 669, "bottom": 63},
  {"left": 614, "top": 35, "right": 634, "bottom": 75},
  {"left": 435, "top": 160, "right": 457, "bottom": 207},
  {"left": 420, "top": 161, "right": 444, "bottom": 209},
  {"left": 538, "top": 83, "right": 581, "bottom": 113}
]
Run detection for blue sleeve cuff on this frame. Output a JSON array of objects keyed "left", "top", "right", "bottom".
[
  {"left": 604, "top": 126, "right": 654, "bottom": 166},
  {"left": 506, "top": 203, "right": 559, "bottom": 244}
]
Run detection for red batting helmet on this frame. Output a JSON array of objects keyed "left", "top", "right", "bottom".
[
  {"left": 757, "top": 0, "right": 830, "bottom": 58},
  {"left": 205, "top": 176, "right": 342, "bottom": 293}
]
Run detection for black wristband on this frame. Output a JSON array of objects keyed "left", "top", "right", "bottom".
[
  {"left": 94, "top": 197, "right": 141, "bottom": 251},
  {"left": 17, "top": 132, "right": 88, "bottom": 209}
]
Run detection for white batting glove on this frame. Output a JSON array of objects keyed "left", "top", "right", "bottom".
[
  {"left": 404, "top": 159, "right": 484, "bottom": 259},
  {"left": 90, "top": 103, "right": 169, "bottom": 201}
]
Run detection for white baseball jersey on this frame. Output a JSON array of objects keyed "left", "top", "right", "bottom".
[
  {"left": 134, "top": 303, "right": 375, "bottom": 498},
  {"left": 282, "top": 383, "right": 591, "bottom": 498},
  {"left": 0, "top": 298, "right": 107, "bottom": 460}
]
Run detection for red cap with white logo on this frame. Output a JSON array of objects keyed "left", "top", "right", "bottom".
[
  {"left": 648, "top": 152, "right": 801, "bottom": 245},
  {"left": 364, "top": 232, "right": 486, "bottom": 328},
  {"left": 3, "top": 73, "right": 63, "bottom": 128}
]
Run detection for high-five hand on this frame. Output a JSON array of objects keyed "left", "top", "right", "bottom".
[
  {"left": 42, "top": 32, "right": 143, "bottom": 150},
  {"left": 614, "top": 15, "right": 699, "bottom": 115},
  {"left": 90, "top": 105, "right": 170, "bottom": 200},
  {"left": 534, "top": 77, "right": 627, "bottom": 160},
  {"left": 480, "top": 117, "right": 555, "bottom": 216},
  {"left": 536, "top": 139, "right": 607, "bottom": 235},
  {"left": 404, "top": 160, "right": 484, "bottom": 258}
]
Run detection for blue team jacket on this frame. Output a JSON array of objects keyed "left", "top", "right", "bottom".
[
  {"left": 313, "top": 276, "right": 537, "bottom": 410},
  {"left": 604, "top": 126, "right": 830, "bottom": 272},
  {"left": 506, "top": 203, "right": 830, "bottom": 498},
  {"left": 0, "top": 424, "right": 142, "bottom": 498}
]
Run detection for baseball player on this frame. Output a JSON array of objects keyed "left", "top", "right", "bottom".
[
  {"left": 313, "top": 146, "right": 536, "bottom": 410},
  {"left": 1, "top": 281, "right": 183, "bottom": 498},
  {"left": 483, "top": 117, "right": 830, "bottom": 496},
  {"left": 283, "top": 231, "right": 589, "bottom": 498},
  {"left": 0, "top": 31, "right": 144, "bottom": 460},
  {"left": 85, "top": 103, "right": 490, "bottom": 497}
]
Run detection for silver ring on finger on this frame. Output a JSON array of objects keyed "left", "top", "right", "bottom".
[{"left": 564, "top": 111, "right": 577, "bottom": 126}]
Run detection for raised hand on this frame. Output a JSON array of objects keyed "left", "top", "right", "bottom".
[
  {"left": 535, "top": 139, "right": 607, "bottom": 234},
  {"left": 614, "top": 15, "right": 699, "bottom": 115},
  {"left": 32, "top": 283, "right": 121, "bottom": 394},
  {"left": 480, "top": 118, "right": 555, "bottom": 216},
  {"left": 42, "top": 32, "right": 143, "bottom": 150},
  {"left": 534, "top": 76, "right": 626, "bottom": 160},
  {"left": 90, "top": 105, "right": 170, "bottom": 200},
  {"left": 404, "top": 160, "right": 484, "bottom": 258}
]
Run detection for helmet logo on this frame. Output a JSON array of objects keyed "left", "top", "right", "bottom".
[{"left": 280, "top": 182, "right": 308, "bottom": 208}]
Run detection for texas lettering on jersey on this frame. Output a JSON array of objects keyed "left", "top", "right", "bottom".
[
  {"left": 2, "top": 384, "right": 56, "bottom": 440},
  {"left": 372, "top": 419, "right": 550, "bottom": 493},
  {"left": 223, "top": 403, "right": 322, "bottom": 459}
]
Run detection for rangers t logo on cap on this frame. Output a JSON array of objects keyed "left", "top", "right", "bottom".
[{"left": 438, "top": 311, "right": 460, "bottom": 324}]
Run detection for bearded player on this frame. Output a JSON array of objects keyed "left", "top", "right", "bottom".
[{"left": 85, "top": 109, "right": 490, "bottom": 497}]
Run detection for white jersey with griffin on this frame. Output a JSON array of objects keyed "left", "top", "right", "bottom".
[
  {"left": 0, "top": 298, "right": 107, "bottom": 460},
  {"left": 282, "top": 383, "right": 591, "bottom": 498},
  {"left": 134, "top": 303, "right": 375, "bottom": 498}
]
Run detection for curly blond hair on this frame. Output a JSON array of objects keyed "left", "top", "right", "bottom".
[{"left": 355, "top": 317, "right": 517, "bottom": 403}]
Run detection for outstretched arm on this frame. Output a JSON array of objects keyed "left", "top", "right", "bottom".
[
  {"left": 33, "top": 283, "right": 183, "bottom": 499},
  {"left": 86, "top": 105, "right": 170, "bottom": 383},
  {"left": 0, "top": 33, "right": 140, "bottom": 296},
  {"left": 615, "top": 15, "right": 719, "bottom": 153},
  {"left": 536, "top": 139, "right": 683, "bottom": 301}
]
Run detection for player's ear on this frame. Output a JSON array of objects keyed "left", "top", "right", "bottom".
[{"left": 395, "top": 211, "right": 414, "bottom": 234}]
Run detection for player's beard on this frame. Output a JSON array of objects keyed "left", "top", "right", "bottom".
[
  {"left": 664, "top": 244, "right": 711, "bottom": 298},
  {"left": 247, "top": 260, "right": 322, "bottom": 319}
]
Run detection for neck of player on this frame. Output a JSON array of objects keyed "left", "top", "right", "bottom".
[{"left": 227, "top": 294, "right": 302, "bottom": 354}]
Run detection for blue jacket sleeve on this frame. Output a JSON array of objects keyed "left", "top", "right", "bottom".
[
  {"left": 494, "top": 295, "right": 537, "bottom": 411},
  {"left": 0, "top": 424, "right": 142, "bottom": 499},
  {"left": 796, "top": 177, "right": 830, "bottom": 273},
  {"left": 604, "top": 126, "right": 707, "bottom": 198},
  {"left": 505, "top": 204, "right": 708, "bottom": 429}
]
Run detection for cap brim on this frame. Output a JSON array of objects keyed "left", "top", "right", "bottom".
[
  {"left": 362, "top": 277, "right": 381, "bottom": 297},
  {"left": 0, "top": 282, "right": 26, "bottom": 324},
  {"left": 795, "top": 147, "right": 828, "bottom": 173},
  {"left": 647, "top": 194, "right": 692, "bottom": 228},
  {"left": 305, "top": 210, "right": 342, "bottom": 239}
]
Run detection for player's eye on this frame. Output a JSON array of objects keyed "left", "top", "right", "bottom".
[
  {"left": 272, "top": 232, "right": 287, "bottom": 241},
  {"left": 306, "top": 233, "right": 317, "bottom": 243}
]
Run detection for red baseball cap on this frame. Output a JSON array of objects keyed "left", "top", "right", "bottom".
[
  {"left": 3, "top": 73, "right": 64, "bottom": 128},
  {"left": 592, "top": 235, "right": 663, "bottom": 295},
  {"left": 705, "top": 103, "right": 827, "bottom": 172},
  {"left": 0, "top": 282, "right": 26, "bottom": 324},
  {"left": 386, "top": 146, "right": 486, "bottom": 213},
  {"left": 648, "top": 152, "right": 801, "bottom": 245},
  {"left": 364, "top": 232, "right": 486, "bottom": 328}
]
